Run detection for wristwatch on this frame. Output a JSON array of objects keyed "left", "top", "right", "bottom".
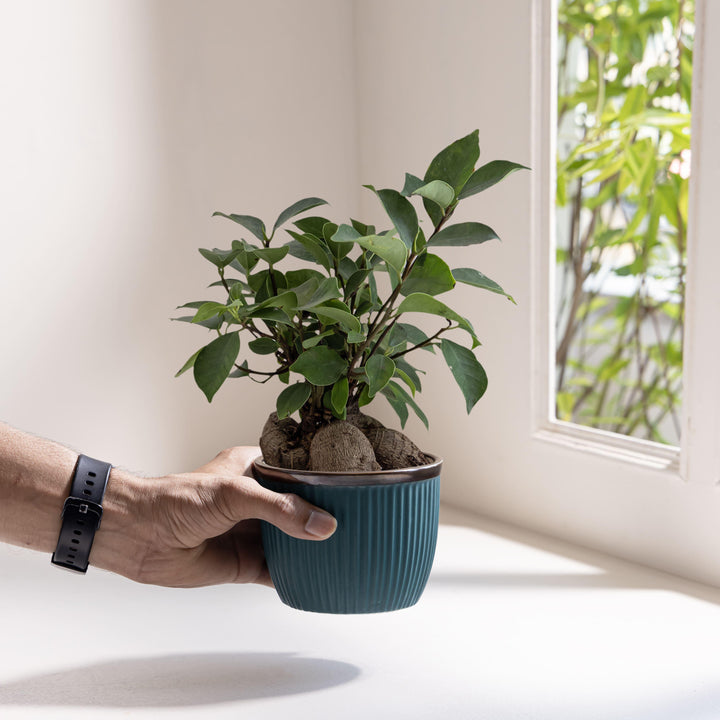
[{"left": 51, "top": 454, "right": 112, "bottom": 573}]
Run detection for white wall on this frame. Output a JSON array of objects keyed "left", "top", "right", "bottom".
[
  {"left": 1, "top": 0, "right": 535, "bottom": 500},
  {"left": 0, "top": 0, "right": 359, "bottom": 474},
  {"left": 353, "top": 0, "right": 533, "bottom": 494}
]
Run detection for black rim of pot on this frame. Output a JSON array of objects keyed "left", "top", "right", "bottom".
[{"left": 253, "top": 455, "right": 443, "bottom": 487}]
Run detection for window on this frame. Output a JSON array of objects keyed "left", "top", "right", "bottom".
[{"left": 554, "top": 1, "right": 693, "bottom": 446}]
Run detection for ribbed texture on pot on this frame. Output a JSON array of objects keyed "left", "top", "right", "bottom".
[{"left": 258, "top": 476, "right": 441, "bottom": 614}]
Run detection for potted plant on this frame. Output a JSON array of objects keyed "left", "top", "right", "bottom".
[{"left": 175, "top": 130, "right": 527, "bottom": 613}]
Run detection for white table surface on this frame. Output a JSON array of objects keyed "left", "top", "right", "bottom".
[{"left": 2, "top": 505, "right": 720, "bottom": 720}]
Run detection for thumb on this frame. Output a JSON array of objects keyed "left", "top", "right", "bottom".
[{"left": 231, "top": 477, "right": 338, "bottom": 541}]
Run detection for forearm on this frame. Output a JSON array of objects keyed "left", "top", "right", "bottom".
[
  {"left": 0, "top": 423, "right": 150, "bottom": 579},
  {"left": 0, "top": 424, "right": 335, "bottom": 588}
]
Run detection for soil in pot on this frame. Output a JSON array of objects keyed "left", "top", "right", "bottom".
[{"left": 260, "top": 405, "right": 433, "bottom": 472}]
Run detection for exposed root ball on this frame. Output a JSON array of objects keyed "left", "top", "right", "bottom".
[
  {"left": 309, "top": 422, "right": 381, "bottom": 472},
  {"left": 346, "top": 411, "right": 385, "bottom": 434},
  {"left": 260, "top": 413, "right": 309, "bottom": 470},
  {"left": 364, "top": 427, "right": 433, "bottom": 470}
]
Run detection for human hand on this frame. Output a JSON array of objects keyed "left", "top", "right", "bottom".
[{"left": 98, "top": 447, "right": 337, "bottom": 588}]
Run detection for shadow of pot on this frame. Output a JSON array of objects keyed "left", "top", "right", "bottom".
[{"left": 252, "top": 456, "right": 442, "bottom": 614}]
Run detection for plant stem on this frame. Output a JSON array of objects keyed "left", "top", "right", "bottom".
[{"left": 390, "top": 320, "right": 453, "bottom": 359}]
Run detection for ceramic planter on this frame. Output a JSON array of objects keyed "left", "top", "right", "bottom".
[{"left": 252, "top": 456, "right": 442, "bottom": 614}]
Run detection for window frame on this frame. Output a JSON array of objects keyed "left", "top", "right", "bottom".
[{"left": 530, "top": 0, "right": 714, "bottom": 482}]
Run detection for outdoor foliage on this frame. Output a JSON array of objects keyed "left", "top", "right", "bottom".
[
  {"left": 556, "top": 0, "right": 693, "bottom": 444},
  {"left": 175, "top": 131, "right": 526, "bottom": 428}
]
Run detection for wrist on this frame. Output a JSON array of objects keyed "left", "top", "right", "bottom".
[{"left": 88, "top": 467, "right": 153, "bottom": 581}]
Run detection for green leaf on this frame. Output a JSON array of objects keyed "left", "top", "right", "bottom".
[
  {"left": 397, "top": 293, "right": 479, "bottom": 346},
  {"left": 397, "top": 323, "right": 431, "bottom": 348},
  {"left": 338, "top": 256, "right": 358, "bottom": 281},
  {"left": 290, "top": 346, "right": 347, "bottom": 386},
  {"left": 401, "top": 173, "right": 425, "bottom": 197},
  {"left": 394, "top": 367, "right": 416, "bottom": 395},
  {"left": 374, "top": 188, "right": 419, "bottom": 250},
  {"left": 273, "top": 197, "right": 328, "bottom": 234},
  {"left": 252, "top": 244, "right": 289, "bottom": 264},
  {"left": 230, "top": 248, "right": 259, "bottom": 274},
  {"left": 452, "top": 267, "right": 515, "bottom": 303},
  {"left": 458, "top": 160, "right": 529, "bottom": 199},
  {"left": 297, "top": 277, "right": 342, "bottom": 309},
  {"left": 198, "top": 247, "right": 239, "bottom": 268},
  {"left": 172, "top": 314, "right": 224, "bottom": 330},
  {"left": 388, "top": 381, "right": 428, "bottom": 429},
  {"left": 312, "top": 303, "right": 362, "bottom": 333},
  {"left": 244, "top": 307, "right": 294, "bottom": 326},
  {"left": 440, "top": 338, "right": 487, "bottom": 413},
  {"left": 285, "top": 231, "right": 333, "bottom": 271},
  {"left": 619, "top": 85, "right": 648, "bottom": 122},
  {"left": 322, "top": 222, "right": 339, "bottom": 243},
  {"left": 248, "top": 337, "right": 278, "bottom": 355},
  {"left": 365, "top": 355, "right": 396, "bottom": 398},
  {"left": 276, "top": 382, "right": 312, "bottom": 419},
  {"left": 344, "top": 269, "right": 370, "bottom": 297},
  {"left": 411, "top": 180, "right": 455, "bottom": 210},
  {"left": 357, "top": 234, "right": 408, "bottom": 274},
  {"left": 175, "top": 348, "right": 201, "bottom": 378},
  {"left": 285, "top": 268, "right": 326, "bottom": 288},
  {"left": 249, "top": 291, "right": 298, "bottom": 312},
  {"left": 193, "top": 332, "right": 241, "bottom": 402},
  {"left": 331, "top": 223, "right": 362, "bottom": 244},
  {"left": 302, "top": 330, "right": 334, "bottom": 348},
  {"left": 191, "top": 301, "right": 227, "bottom": 323},
  {"left": 614, "top": 257, "right": 644, "bottom": 276},
  {"left": 331, "top": 376, "right": 349, "bottom": 415},
  {"left": 212, "top": 212, "right": 266, "bottom": 242},
  {"left": 423, "top": 130, "right": 480, "bottom": 193},
  {"left": 428, "top": 222, "right": 499, "bottom": 247},
  {"left": 401, "top": 253, "right": 456, "bottom": 296},
  {"left": 324, "top": 223, "right": 352, "bottom": 261},
  {"left": 380, "top": 383, "right": 409, "bottom": 428},
  {"left": 293, "top": 216, "right": 332, "bottom": 237},
  {"left": 290, "top": 276, "right": 322, "bottom": 306},
  {"left": 350, "top": 218, "right": 375, "bottom": 235},
  {"left": 395, "top": 357, "right": 424, "bottom": 390},
  {"left": 347, "top": 330, "right": 366, "bottom": 344}
]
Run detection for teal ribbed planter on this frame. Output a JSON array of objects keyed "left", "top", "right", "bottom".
[{"left": 253, "top": 457, "right": 441, "bottom": 614}]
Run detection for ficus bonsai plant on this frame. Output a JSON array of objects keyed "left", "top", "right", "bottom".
[
  {"left": 175, "top": 130, "right": 526, "bottom": 473},
  {"left": 174, "top": 130, "right": 527, "bottom": 614}
]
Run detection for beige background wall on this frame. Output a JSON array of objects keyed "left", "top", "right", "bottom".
[
  {"left": 353, "top": 0, "right": 531, "bottom": 501},
  {"left": 0, "top": 0, "right": 530, "bottom": 493},
  {"left": 0, "top": 0, "right": 361, "bottom": 474}
]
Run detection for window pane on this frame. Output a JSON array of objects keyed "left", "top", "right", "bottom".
[{"left": 555, "top": 0, "right": 694, "bottom": 445}]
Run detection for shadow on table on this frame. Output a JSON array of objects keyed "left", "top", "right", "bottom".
[{"left": 0, "top": 652, "right": 361, "bottom": 707}]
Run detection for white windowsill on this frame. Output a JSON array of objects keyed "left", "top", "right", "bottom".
[{"left": 1, "top": 504, "right": 719, "bottom": 720}]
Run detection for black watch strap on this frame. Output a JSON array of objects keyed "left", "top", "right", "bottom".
[{"left": 51, "top": 454, "right": 112, "bottom": 573}]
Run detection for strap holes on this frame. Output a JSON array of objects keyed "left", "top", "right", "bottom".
[
  {"left": 83, "top": 489, "right": 92, "bottom": 496},
  {"left": 73, "top": 530, "right": 82, "bottom": 536},
  {"left": 71, "top": 539, "right": 80, "bottom": 544},
  {"left": 88, "top": 471, "right": 97, "bottom": 477},
  {"left": 76, "top": 520, "right": 85, "bottom": 526},
  {"left": 85, "top": 480, "right": 95, "bottom": 486}
]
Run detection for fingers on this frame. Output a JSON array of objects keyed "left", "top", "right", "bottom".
[
  {"left": 227, "top": 478, "right": 337, "bottom": 541},
  {"left": 194, "top": 446, "right": 261, "bottom": 478}
]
